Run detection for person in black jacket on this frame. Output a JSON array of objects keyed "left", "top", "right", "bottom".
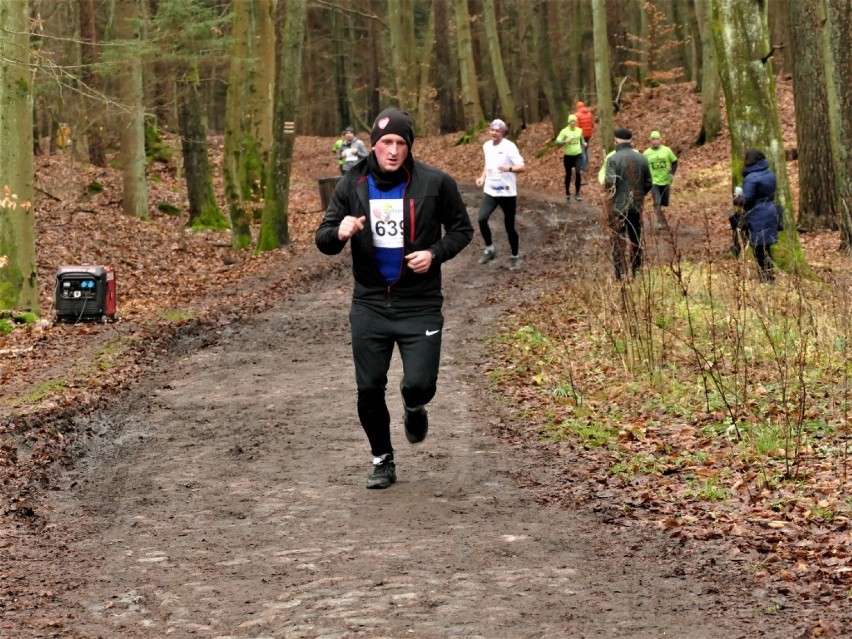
[
  {"left": 316, "top": 107, "right": 473, "bottom": 489},
  {"left": 604, "top": 128, "right": 652, "bottom": 280}
]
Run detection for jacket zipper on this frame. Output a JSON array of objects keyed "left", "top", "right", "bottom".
[{"left": 384, "top": 173, "right": 414, "bottom": 307}]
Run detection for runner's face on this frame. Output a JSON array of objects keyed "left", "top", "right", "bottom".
[
  {"left": 489, "top": 127, "right": 504, "bottom": 143},
  {"left": 651, "top": 139, "right": 662, "bottom": 148},
  {"left": 374, "top": 134, "right": 408, "bottom": 172},
  {"left": 343, "top": 131, "right": 354, "bottom": 142}
]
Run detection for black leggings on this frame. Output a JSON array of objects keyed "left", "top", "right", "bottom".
[
  {"left": 563, "top": 154, "right": 583, "bottom": 196},
  {"left": 478, "top": 194, "right": 519, "bottom": 256}
]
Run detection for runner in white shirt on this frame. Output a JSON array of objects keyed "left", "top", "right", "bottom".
[{"left": 475, "top": 119, "right": 526, "bottom": 270}]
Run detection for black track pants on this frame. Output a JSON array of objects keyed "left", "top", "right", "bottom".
[{"left": 349, "top": 302, "right": 444, "bottom": 457}]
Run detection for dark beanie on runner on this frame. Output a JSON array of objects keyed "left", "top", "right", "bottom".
[
  {"left": 371, "top": 108, "right": 415, "bottom": 148},
  {"left": 614, "top": 128, "right": 633, "bottom": 141}
]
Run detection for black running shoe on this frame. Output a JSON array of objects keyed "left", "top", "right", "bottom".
[
  {"left": 404, "top": 404, "right": 429, "bottom": 443},
  {"left": 366, "top": 454, "right": 397, "bottom": 489}
]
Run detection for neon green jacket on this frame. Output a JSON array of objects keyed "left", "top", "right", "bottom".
[{"left": 555, "top": 125, "right": 584, "bottom": 156}]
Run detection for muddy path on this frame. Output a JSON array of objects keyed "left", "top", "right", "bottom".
[{"left": 8, "top": 189, "right": 796, "bottom": 638}]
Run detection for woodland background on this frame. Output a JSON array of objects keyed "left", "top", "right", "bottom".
[{"left": 1, "top": 0, "right": 852, "bottom": 632}]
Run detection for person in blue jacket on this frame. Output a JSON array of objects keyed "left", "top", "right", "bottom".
[{"left": 733, "top": 148, "right": 779, "bottom": 282}]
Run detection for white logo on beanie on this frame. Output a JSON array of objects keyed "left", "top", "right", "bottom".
[{"left": 378, "top": 117, "right": 390, "bottom": 130}]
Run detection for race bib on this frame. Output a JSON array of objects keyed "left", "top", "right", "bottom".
[
  {"left": 370, "top": 198, "right": 404, "bottom": 248},
  {"left": 486, "top": 167, "right": 506, "bottom": 191}
]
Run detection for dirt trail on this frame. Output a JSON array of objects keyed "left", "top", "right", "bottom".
[{"left": 13, "top": 190, "right": 795, "bottom": 638}]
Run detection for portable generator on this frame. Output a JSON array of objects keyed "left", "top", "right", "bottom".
[{"left": 55, "top": 265, "right": 117, "bottom": 323}]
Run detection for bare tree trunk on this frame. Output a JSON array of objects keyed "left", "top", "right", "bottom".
[
  {"left": 433, "top": 0, "right": 460, "bottom": 133},
  {"left": 79, "top": 0, "right": 106, "bottom": 166},
  {"left": 530, "top": 0, "right": 566, "bottom": 135},
  {"left": 480, "top": 0, "right": 519, "bottom": 133},
  {"left": 670, "top": 0, "right": 695, "bottom": 82},
  {"left": 516, "top": 2, "right": 539, "bottom": 126},
  {"left": 257, "top": 0, "right": 307, "bottom": 252},
  {"left": 414, "top": 4, "right": 436, "bottom": 134},
  {"left": 686, "top": 0, "right": 703, "bottom": 90},
  {"left": 823, "top": 0, "right": 852, "bottom": 249},
  {"left": 592, "top": 0, "right": 614, "bottom": 154},
  {"left": 115, "top": 0, "right": 149, "bottom": 219},
  {"left": 366, "top": 0, "right": 381, "bottom": 119},
  {"left": 453, "top": 0, "right": 484, "bottom": 131},
  {"left": 694, "top": 0, "right": 722, "bottom": 144},
  {"left": 785, "top": 0, "right": 837, "bottom": 231},
  {"left": 387, "top": 0, "right": 418, "bottom": 111},
  {"left": 178, "top": 66, "right": 228, "bottom": 230},
  {"left": 331, "top": 3, "right": 350, "bottom": 129},
  {"left": 0, "top": 0, "right": 38, "bottom": 312},
  {"left": 224, "top": 0, "right": 275, "bottom": 249}
]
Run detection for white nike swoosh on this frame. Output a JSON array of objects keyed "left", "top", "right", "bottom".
[{"left": 425, "top": 329, "right": 440, "bottom": 336}]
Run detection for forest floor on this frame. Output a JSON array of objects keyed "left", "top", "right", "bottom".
[{"left": 1, "top": 81, "right": 849, "bottom": 637}]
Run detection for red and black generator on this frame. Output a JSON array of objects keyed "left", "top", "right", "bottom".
[{"left": 55, "top": 265, "right": 117, "bottom": 323}]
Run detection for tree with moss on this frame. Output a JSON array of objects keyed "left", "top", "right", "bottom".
[
  {"left": 712, "top": 0, "right": 805, "bottom": 272},
  {"left": 0, "top": 0, "right": 38, "bottom": 313},
  {"left": 256, "top": 0, "right": 307, "bottom": 252},
  {"left": 150, "top": 0, "right": 229, "bottom": 231},
  {"left": 223, "top": 0, "right": 275, "bottom": 250}
]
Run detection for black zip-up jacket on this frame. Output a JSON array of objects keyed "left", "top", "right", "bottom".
[
  {"left": 315, "top": 156, "right": 473, "bottom": 308},
  {"left": 605, "top": 142, "right": 652, "bottom": 215}
]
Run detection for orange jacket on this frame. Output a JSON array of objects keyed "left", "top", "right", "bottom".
[{"left": 575, "top": 105, "right": 594, "bottom": 138}]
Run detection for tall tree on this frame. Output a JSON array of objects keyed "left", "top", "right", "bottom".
[
  {"left": 223, "top": 0, "right": 275, "bottom": 249},
  {"left": 712, "top": 0, "right": 804, "bottom": 271},
  {"left": 591, "top": 0, "right": 614, "bottom": 154},
  {"left": 331, "top": 3, "right": 350, "bottom": 129},
  {"left": 686, "top": 0, "right": 704, "bottom": 90},
  {"left": 480, "top": 0, "right": 519, "bottom": 133},
  {"left": 433, "top": 0, "right": 461, "bottom": 133},
  {"left": 515, "top": 2, "right": 540, "bottom": 125},
  {"left": 823, "top": 0, "right": 852, "bottom": 250},
  {"left": 0, "top": 0, "right": 38, "bottom": 312},
  {"left": 387, "top": 0, "right": 418, "bottom": 111},
  {"left": 256, "top": 0, "right": 307, "bottom": 252},
  {"left": 114, "top": 0, "right": 149, "bottom": 218},
  {"left": 414, "top": 2, "right": 436, "bottom": 134},
  {"left": 453, "top": 0, "right": 484, "bottom": 131},
  {"left": 530, "top": 0, "right": 566, "bottom": 135},
  {"left": 178, "top": 64, "right": 228, "bottom": 230},
  {"left": 694, "top": 0, "right": 722, "bottom": 144},
  {"left": 785, "top": 0, "right": 837, "bottom": 231},
  {"left": 79, "top": 0, "right": 107, "bottom": 166},
  {"left": 153, "top": 0, "right": 229, "bottom": 230}
]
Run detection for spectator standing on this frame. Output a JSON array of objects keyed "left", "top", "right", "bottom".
[
  {"left": 335, "top": 126, "right": 369, "bottom": 174},
  {"left": 475, "top": 119, "right": 526, "bottom": 270},
  {"left": 315, "top": 108, "right": 473, "bottom": 489},
  {"left": 733, "top": 148, "right": 779, "bottom": 282},
  {"left": 605, "top": 128, "right": 652, "bottom": 280},
  {"left": 643, "top": 130, "right": 678, "bottom": 229},
  {"left": 555, "top": 114, "right": 586, "bottom": 203}
]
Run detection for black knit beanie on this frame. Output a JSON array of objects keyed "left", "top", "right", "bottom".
[{"left": 370, "top": 108, "right": 415, "bottom": 148}]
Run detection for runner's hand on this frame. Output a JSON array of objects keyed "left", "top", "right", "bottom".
[
  {"left": 338, "top": 215, "right": 366, "bottom": 241},
  {"left": 405, "top": 250, "right": 433, "bottom": 274}
]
